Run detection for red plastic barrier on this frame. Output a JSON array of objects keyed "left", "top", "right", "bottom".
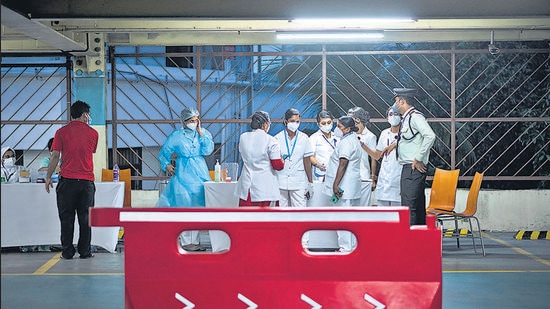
[{"left": 90, "top": 207, "right": 442, "bottom": 308}]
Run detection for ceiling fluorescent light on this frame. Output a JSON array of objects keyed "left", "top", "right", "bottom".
[{"left": 276, "top": 32, "right": 384, "bottom": 41}]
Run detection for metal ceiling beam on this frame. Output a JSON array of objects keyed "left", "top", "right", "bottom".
[
  {"left": 1, "top": 5, "right": 87, "bottom": 53},
  {"left": 99, "top": 29, "right": 550, "bottom": 46},
  {"left": 37, "top": 17, "right": 550, "bottom": 46},
  {"left": 46, "top": 18, "right": 550, "bottom": 32},
  {"left": 2, "top": 0, "right": 550, "bottom": 19},
  {"left": 2, "top": 1, "right": 549, "bottom": 54}
]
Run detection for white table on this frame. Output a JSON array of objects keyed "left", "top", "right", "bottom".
[
  {"left": 1, "top": 182, "right": 124, "bottom": 253},
  {"left": 203, "top": 181, "right": 338, "bottom": 252},
  {"left": 204, "top": 181, "right": 238, "bottom": 252},
  {"left": 304, "top": 182, "right": 339, "bottom": 249}
]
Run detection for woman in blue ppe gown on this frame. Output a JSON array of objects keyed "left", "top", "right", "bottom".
[{"left": 156, "top": 107, "right": 214, "bottom": 250}]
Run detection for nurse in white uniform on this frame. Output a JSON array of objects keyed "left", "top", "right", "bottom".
[
  {"left": 1, "top": 146, "right": 19, "bottom": 184},
  {"left": 323, "top": 116, "right": 362, "bottom": 252},
  {"left": 374, "top": 107, "right": 403, "bottom": 206},
  {"left": 348, "top": 106, "right": 378, "bottom": 206},
  {"left": 274, "top": 108, "right": 314, "bottom": 207},
  {"left": 309, "top": 110, "right": 339, "bottom": 182},
  {"left": 236, "top": 111, "right": 284, "bottom": 206}
]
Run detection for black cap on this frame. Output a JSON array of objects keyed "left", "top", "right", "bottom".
[{"left": 393, "top": 88, "right": 418, "bottom": 98}]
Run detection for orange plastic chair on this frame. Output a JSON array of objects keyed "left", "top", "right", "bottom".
[
  {"left": 437, "top": 172, "right": 485, "bottom": 255},
  {"left": 102, "top": 168, "right": 132, "bottom": 208},
  {"left": 426, "top": 168, "right": 460, "bottom": 215}
]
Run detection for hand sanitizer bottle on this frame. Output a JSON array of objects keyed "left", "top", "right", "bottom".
[{"left": 214, "top": 160, "right": 221, "bottom": 182}]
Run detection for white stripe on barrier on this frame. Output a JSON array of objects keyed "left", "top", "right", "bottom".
[{"left": 119, "top": 211, "right": 400, "bottom": 223}]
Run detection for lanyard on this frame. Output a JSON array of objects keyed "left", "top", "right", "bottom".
[
  {"left": 283, "top": 130, "right": 298, "bottom": 160},
  {"left": 321, "top": 133, "right": 336, "bottom": 149}
]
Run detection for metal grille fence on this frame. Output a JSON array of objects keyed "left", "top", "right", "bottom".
[
  {"left": 2, "top": 42, "right": 549, "bottom": 190},
  {"left": 1, "top": 56, "right": 71, "bottom": 171}
]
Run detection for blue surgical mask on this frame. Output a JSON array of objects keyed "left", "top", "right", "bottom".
[{"left": 391, "top": 104, "right": 399, "bottom": 115}]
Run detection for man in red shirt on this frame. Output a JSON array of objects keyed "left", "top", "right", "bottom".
[{"left": 45, "top": 100, "right": 99, "bottom": 259}]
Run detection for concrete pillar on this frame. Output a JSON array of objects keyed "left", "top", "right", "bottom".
[{"left": 72, "top": 33, "right": 108, "bottom": 179}]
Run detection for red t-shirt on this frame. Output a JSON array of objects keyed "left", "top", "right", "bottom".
[{"left": 52, "top": 120, "right": 98, "bottom": 181}]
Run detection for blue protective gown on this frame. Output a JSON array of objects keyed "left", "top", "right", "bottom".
[{"left": 156, "top": 127, "right": 214, "bottom": 207}]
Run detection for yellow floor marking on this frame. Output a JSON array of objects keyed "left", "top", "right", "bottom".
[
  {"left": 483, "top": 232, "right": 550, "bottom": 267},
  {"left": 33, "top": 253, "right": 62, "bottom": 274}
]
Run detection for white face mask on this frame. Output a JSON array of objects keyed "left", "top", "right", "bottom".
[
  {"left": 333, "top": 127, "right": 344, "bottom": 138},
  {"left": 286, "top": 122, "right": 299, "bottom": 132},
  {"left": 319, "top": 124, "right": 332, "bottom": 133},
  {"left": 388, "top": 115, "right": 401, "bottom": 127},
  {"left": 3, "top": 157, "right": 15, "bottom": 167},
  {"left": 186, "top": 123, "right": 198, "bottom": 131}
]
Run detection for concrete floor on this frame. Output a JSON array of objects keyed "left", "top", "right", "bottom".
[{"left": 2, "top": 232, "right": 549, "bottom": 308}]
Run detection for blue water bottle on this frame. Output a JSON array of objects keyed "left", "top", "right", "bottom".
[
  {"left": 113, "top": 163, "right": 120, "bottom": 182},
  {"left": 330, "top": 188, "right": 344, "bottom": 204}
]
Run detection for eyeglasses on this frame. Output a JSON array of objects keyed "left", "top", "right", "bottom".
[
  {"left": 186, "top": 119, "right": 199, "bottom": 124},
  {"left": 388, "top": 112, "right": 399, "bottom": 117},
  {"left": 319, "top": 121, "right": 332, "bottom": 126}
]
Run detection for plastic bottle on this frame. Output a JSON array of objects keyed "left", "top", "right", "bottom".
[
  {"left": 113, "top": 163, "right": 120, "bottom": 182},
  {"left": 214, "top": 160, "right": 221, "bottom": 182},
  {"left": 330, "top": 188, "right": 344, "bottom": 204}
]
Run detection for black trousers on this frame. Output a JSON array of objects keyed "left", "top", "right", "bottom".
[
  {"left": 56, "top": 177, "right": 95, "bottom": 257},
  {"left": 400, "top": 164, "right": 427, "bottom": 225}
]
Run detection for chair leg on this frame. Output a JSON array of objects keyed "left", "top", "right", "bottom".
[
  {"left": 436, "top": 217, "right": 443, "bottom": 228},
  {"left": 467, "top": 218, "right": 477, "bottom": 254},
  {"left": 454, "top": 217, "right": 460, "bottom": 248},
  {"left": 472, "top": 216, "right": 486, "bottom": 256}
]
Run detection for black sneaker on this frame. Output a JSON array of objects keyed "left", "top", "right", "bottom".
[
  {"left": 61, "top": 253, "right": 74, "bottom": 260},
  {"left": 79, "top": 253, "right": 94, "bottom": 259}
]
